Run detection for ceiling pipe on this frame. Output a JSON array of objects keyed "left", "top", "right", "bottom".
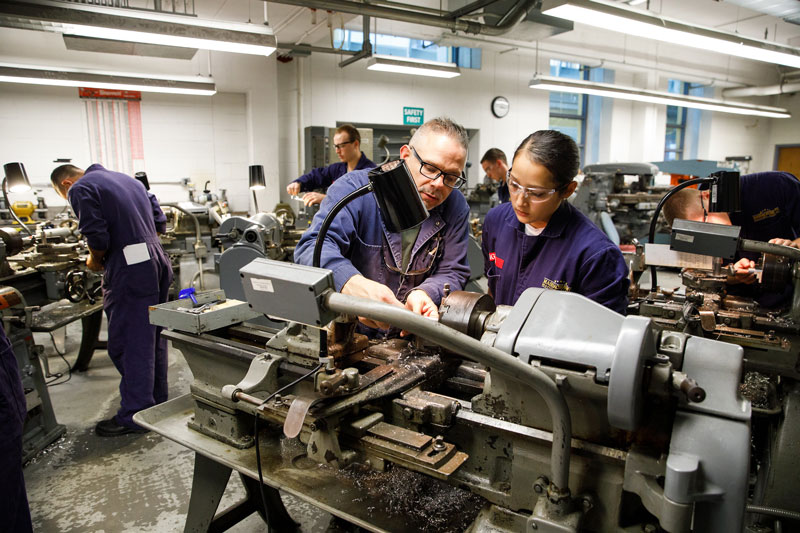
[
  {"left": 366, "top": 0, "right": 448, "bottom": 17},
  {"left": 722, "top": 80, "right": 800, "bottom": 97},
  {"left": 339, "top": 14, "right": 372, "bottom": 67},
  {"left": 277, "top": 42, "right": 358, "bottom": 55},
  {"left": 263, "top": 0, "right": 536, "bottom": 36},
  {"left": 446, "top": 0, "right": 505, "bottom": 20}
]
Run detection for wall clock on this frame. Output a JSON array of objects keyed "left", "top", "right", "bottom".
[{"left": 491, "top": 96, "right": 510, "bottom": 118}]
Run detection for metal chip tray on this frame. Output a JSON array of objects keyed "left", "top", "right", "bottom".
[{"left": 149, "top": 289, "right": 260, "bottom": 334}]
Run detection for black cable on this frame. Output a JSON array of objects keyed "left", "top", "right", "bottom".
[
  {"left": 47, "top": 351, "right": 72, "bottom": 387},
  {"left": 312, "top": 184, "right": 371, "bottom": 269},
  {"left": 647, "top": 176, "right": 713, "bottom": 293},
  {"left": 44, "top": 333, "right": 72, "bottom": 387},
  {"left": 49, "top": 331, "right": 66, "bottom": 356},
  {"left": 253, "top": 362, "right": 323, "bottom": 527}
]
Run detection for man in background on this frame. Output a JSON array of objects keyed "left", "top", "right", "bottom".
[
  {"left": 663, "top": 171, "right": 799, "bottom": 307},
  {"left": 481, "top": 148, "right": 510, "bottom": 204},
  {"left": 287, "top": 124, "right": 376, "bottom": 206},
  {"left": 51, "top": 164, "right": 173, "bottom": 436}
]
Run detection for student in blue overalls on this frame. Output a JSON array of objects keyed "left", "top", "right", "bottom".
[
  {"left": 481, "top": 148, "right": 510, "bottom": 204},
  {"left": 663, "top": 171, "right": 800, "bottom": 307},
  {"left": 0, "top": 326, "right": 33, "bottom": 531},
  {"left": 481, "top": 130, "right": 630, "bottom": 314},
  {"left": 286, "top": 124, "right": 376, "bottom": 207},
  {"left": 51, "top": 164, "right": 173, "bottom": 437}
]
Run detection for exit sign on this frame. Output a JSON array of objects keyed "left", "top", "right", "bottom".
[{"left": 403, "top": 107, "right": 424, "bottom": 126}]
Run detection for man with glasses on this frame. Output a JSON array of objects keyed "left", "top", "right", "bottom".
[
  {"left": 286, "top": 124, "right": 376, "bottom": 207},
  {"left": 481, "top": 148, "right": 510, "bottom": 203},
  {"left": 481, "top": 130, "right": 629, "bottom": 314},
  {"left": 295, "top": 117, "right": 471, "bottom": 333},
  {"left": 662, "top": 171, "right": 799, "bottom": 305},
  {"left": 50, "top": 164, "right": 173, "bottom": 436}
]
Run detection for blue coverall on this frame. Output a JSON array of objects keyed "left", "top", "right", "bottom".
[
  {"left": 0, "top": 326, "right": 32, "bottom": 532},
  {"left": 727, "top": 171, "right": 800, "bottom": 308},
  {"left": 290, "top": 152, "right": 375, "bottom": 192},
  {"left": 294, "top": 168, "right": 471, "bottom": 333},
  {"left": 68, "top": 164, "right": 173, "bottom": 429},
  {"left": 482, "top": 201, "right": 630, "bottom": 314}
]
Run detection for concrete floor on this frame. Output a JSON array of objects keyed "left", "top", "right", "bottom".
[{"left": 23, "top": 320, "right": 333, "bottom": 533}]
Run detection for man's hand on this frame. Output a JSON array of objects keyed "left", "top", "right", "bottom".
[
  {"left": 727, "top": 257, "right": 756, "bottom": 285},
  {"left": 86, "top": 255, "right": 104, "bottom": 271},
  {"left": 286, "top": 182, "right": 301, "bottom": 195},
  {"left": 303, "top": 192, "right": 326, "bottom": 206},
  {"left": 405, "top": 289, "right": 438, "bottom": 319},
  {"left": 769, "top": 237, "right": 800, "bottom": 249},
  {"left": 342, "top": 275, "right": 404, "bottom": 329},
  {"left": 400, "top": 289, "right": 438, "bottom": 337}
]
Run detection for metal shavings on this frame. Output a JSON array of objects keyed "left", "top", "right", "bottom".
[
  {"left": 336, "top": 462, "right": 485, "bottom": 533},
  {"left": 739, "top": 372, "right": 773, "bottom": 409}
]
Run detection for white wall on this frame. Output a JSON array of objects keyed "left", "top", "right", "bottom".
[
  {"left": 277, "top": 49, "right": 551, "bottom": 198},
  {"left": 278, "top": 45, "right": 794, "bottom": 187},
  {"left": 0, "top": 28, "right": 279, "bottom": 213}
]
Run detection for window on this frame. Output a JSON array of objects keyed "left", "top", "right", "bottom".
[
  {"left": 333, "top": 29, "right": 481, "bottom": 69},
  {"left": 664, "top": 79, "right": 689, "bottom": 161},
  {"left": 548, "top": 60, "right": 588, "bottom": 164}
]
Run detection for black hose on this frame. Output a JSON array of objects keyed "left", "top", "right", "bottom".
[
  {"left": 647, "top": 177, "right": 713, "bottom": 293},
  {"left": 312, "top": 184, "right": 371, "bottom": 269}
]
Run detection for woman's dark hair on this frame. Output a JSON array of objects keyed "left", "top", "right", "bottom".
[{"left": 513, "top": 130, "right": 580, "bottom": 188}]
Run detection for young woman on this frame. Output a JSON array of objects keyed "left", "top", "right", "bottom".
[{"left": 481, "top": 130, "right": 629, "bottom": 314}]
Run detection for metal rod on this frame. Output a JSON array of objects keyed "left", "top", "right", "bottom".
[
  {"left": 161, "top": 202, "right": 205, "bottom": 289},
  {"left": 324, "top": 291, "right": 573, "bottom": 491},
  {"left": 740, "top": 239, "right": 800, "bottom": 261}
]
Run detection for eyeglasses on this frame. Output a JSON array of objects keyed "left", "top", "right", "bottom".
[
  {"left": 506, "top": 170, "right": 566, "bottom": 202},
  {"left": 410, "top": 146, "right": 466, "bottom": 189},
  {"left": 333, "top": 139, "right": 355, "bottom": 150}
]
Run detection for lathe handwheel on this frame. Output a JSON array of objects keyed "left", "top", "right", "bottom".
[{"left": 65, "top": 270, "right": 88, "bottom": 303}]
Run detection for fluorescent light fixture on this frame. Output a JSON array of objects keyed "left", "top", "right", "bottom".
[
  {"left": 529, "top": 75, "right": 791, "bottom": 118},
  {"left": 542, "top": 0, "right": 800, "bottom": 69},
  {"left": 0, "top": 0, "right": 276, "bottom": 57},
  {"left": 0, "top": 64, "right": 217, "bottom": 96},
  {"left": 366, "top": 55, "right": 461, "bottom": 78}
]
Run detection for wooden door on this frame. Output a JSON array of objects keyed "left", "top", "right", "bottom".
[{"left": 775, "top": 145, "right": 800, "bottom": 178}]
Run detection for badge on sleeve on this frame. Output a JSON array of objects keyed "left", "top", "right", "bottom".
[{"left": 489, "top": 252, "right": 504, "bottom": 269}]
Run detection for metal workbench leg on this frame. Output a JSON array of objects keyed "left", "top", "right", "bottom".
[
  {"left": 72, "top": 310, "right": 103, "bottom": 372},
  {"left": 239, "top": 474, "right": 299, "bottom": 532},
  {"left": 184, "top": 453, "right": 232, "bottom": 533}
]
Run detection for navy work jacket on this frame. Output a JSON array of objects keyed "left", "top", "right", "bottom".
[
  {"left": 728, "top": 171, "right": 800, "bottom": 308},
  {"left": 294, "top": 169, "right": 471, "bottom": 307},
  {"left": 482, "top": 201, "right": 629, "bottom": 314},
  {"left": 292, "top": 152, "right": 376, "bottom": 192},
  {"left": 68, "top": 164, "right": 171, "bottom": 296}
]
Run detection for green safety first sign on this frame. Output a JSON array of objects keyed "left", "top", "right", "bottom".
[{"left": 403, "top": 107, "right": 424, "bottom": 126}]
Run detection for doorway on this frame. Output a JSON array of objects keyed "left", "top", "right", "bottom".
[{"left": 774, "top": 144, "right": 800, "bottom": 178}]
